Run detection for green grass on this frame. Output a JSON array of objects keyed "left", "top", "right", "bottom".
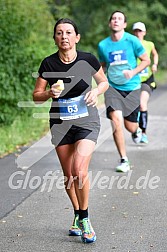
[
  {"left": 155, "top": 69, "right": 167, "bottom": 85},
  {"left": 0, "top": 107, "right": 49, "bottom": 157}
]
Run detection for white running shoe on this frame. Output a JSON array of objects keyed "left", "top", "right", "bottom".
[
  {"left": 116, "top": 159, "right": 130, "bottom": 172},
  {"left": 132, "top": 128, "right": 142, "bottom": 144}
]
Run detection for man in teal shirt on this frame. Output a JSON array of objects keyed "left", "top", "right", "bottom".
[{"left": 98, "top": 11, "right": 150, "bottom": 172}]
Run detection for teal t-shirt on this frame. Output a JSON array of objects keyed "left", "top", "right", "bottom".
[{"left": 98, "top": 32, "right": 146, "bottom": 91}]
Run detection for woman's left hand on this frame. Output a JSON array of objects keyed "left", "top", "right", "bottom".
[{"left": 84, "top": 88, "right": 99, "bottom": 107}]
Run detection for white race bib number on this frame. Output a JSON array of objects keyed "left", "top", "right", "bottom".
[{"left": 58, "top": 95, "right": 89, "bottom": 120}]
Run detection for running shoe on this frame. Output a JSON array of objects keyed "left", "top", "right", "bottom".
[
  {"left": 79, "top": 218, "right": 96, "bottom": 243},
  {"left": 131, "top": 127, "right": 142, "bottom": 144},
  {"left": 116, "top": 159, "right": 130, "bottom": 173},
  {"left": 69, "top": 214, "right": 82, "bottom": 236},
  {"left": 140, "top": 133, "right": 148, "bottom": 144}
]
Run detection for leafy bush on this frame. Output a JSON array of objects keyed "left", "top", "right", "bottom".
[{"left": 0, "top": 0, "right": 55, "bottom": 125}]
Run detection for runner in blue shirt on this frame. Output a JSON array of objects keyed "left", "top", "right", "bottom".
[{"left": 98, "top": 11, "right": 150, "bottom": 172}]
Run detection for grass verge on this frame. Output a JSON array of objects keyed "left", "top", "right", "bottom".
[
  {"left": 155, "top": 69, "right": 167, "bottom": 85},
  {"left": 0, "top": 107, "right": 49, "bottom": 158}
]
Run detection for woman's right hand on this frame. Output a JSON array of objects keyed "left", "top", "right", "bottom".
[{"left": 50, "top": 83, "right": 63, "bottom": 98}]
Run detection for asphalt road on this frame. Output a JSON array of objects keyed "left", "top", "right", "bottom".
[{"left": 0, "top": 85, "right": 167, "bottom": 252}]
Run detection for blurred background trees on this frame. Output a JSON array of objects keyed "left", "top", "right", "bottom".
[
  {"left": 47, "top": 0, "right": 167, "bottom": 67},
  {"left": 0, "top": 0, "right": 54, "bottom": 124}
]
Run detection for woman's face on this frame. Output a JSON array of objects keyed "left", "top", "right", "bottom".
[{"left": 54, "top": 23, "right": 80, "bottom": 51}]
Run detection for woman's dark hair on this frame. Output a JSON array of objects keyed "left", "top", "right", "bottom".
[
  {"left": 53, "top": 18, "right": 79, "bottom": 39},
  {"left": 109, "top": 10, "right": 127, "bottom": 23}
]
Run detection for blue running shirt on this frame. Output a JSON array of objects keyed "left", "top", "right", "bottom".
[{"left": 98, "top": 32, "right": 146, "bottom": 91}]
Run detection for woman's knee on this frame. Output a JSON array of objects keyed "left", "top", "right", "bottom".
[{"left": 72, "top": 168, "right": 88, "bottom": 180}]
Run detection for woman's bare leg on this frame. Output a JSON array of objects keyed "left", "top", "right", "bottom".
[
  {"left": 56, "top": 139, "right": 95, "bottom": 210},
  {"left": 72, "top": 139, "right": 95, "bottom": 210},
  {"left": 56, "top": 144, "right": 79, "bottom": 210}
]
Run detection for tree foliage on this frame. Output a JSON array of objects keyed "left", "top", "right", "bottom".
[
  {"left": 48, "top": 0, "right": 167, "bottom": 66},
  {"left": 0, "top": 0, "right": 55, "bottom": 125}
]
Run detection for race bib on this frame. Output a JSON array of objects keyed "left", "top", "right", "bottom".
[
  {"left": 58, "top": 95, "right": 89, "bottom": 120},
  {"left": 109, "top": 50, "right": 128, "bottom": 65},
  {"left": 108, "top": 50, "right": 131, "bottom": 85}
]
